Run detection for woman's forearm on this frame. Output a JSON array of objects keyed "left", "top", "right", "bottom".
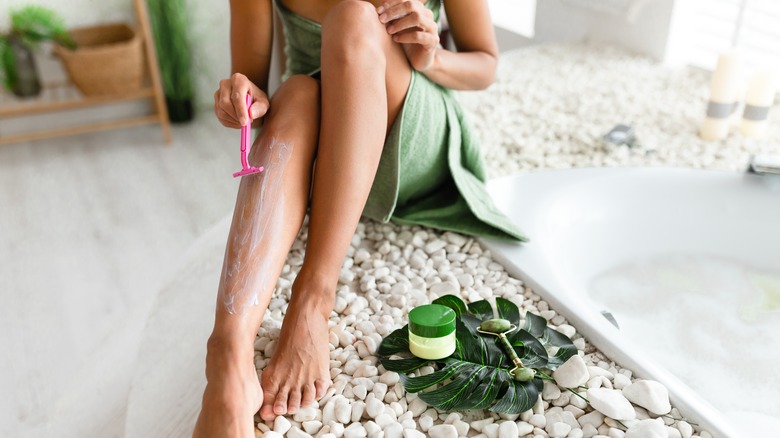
[{"left": 419, "top": 47, "right": 497, "bottom": 91}]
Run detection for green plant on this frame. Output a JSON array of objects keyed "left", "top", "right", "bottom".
[
  {"left": 377, "top": 294, "right": 577, "bottom": 414},
  {"left": 0, "top": 5, "right": 74, "bottom": 91},
  {"left": 147, "top": 0, "right": 194, "bottom": 120}
]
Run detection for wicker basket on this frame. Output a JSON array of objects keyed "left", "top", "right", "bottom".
[{"left": 54, "top": 23, "right": 143, "bottom": 96}]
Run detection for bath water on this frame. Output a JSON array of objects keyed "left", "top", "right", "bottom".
[{"left": 588, "top": 255, "right": 780, "bottom": 435}]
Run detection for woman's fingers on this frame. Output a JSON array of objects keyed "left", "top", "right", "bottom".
[
  {"left": 378, "top": 0, "right": 432, "bottom": 26},
  {"left": 390, "top": 29, "right": 439, "bottom": 47},
  {"left": 214, "top": 73, "right": 269, "bottom": 128},
  {"left": 377, "top": 0, "right": 437, "bottom": 49},
  {"left": 384, "top": 10, "right": 435, "bottom": 36}
]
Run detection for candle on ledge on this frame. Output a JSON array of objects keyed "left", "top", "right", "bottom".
[
  {"left": 740, "top": 67, "right": 777, "bottom": 139},
  {"left": 700, "top": 51, "right": 742, "bottom": 140}
]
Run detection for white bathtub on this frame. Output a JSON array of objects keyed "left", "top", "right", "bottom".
[{"left": 480, "top": 167, "right": 780, "bottom": 438}]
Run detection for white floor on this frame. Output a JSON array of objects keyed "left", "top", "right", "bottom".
[{"left": 0, "top": 117, "right": 240, "bottom": 438}]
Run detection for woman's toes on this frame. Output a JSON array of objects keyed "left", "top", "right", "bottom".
[
  {"left": 273, "top": 389, "right": 289, "bottom": 415},
  {"left": 287, "top": 387, "right": 303, "bottom": 414},
  {"left": 301, "top": 383, "right": 316, "bottom": 408},
  {"left": 314, "top": 378, "right": 330, "bottom": 399},
  {"left": 260, "top": 387, "right": 277, "bottom": 421}
]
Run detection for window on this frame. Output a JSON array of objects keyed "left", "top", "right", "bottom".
[{"left": 673, "top": 0, "right": 780, "bottom": 75}]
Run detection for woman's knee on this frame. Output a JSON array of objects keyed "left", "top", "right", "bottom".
[
  {"left": 270, "top": 74, "right": 320, "bottom": 110},
  {"left": 322, "top": 1, "right": 386, "bottom": 60},
  {"left": 250, "top": 75, "right": 320, "bottom": 162}
]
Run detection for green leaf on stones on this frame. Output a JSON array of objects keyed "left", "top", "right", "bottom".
[{"left": 377, "top": 294, "right": 575, "bottom": 414}]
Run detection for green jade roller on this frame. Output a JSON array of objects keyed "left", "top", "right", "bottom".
[{"left": 477, "top": 318, "right": 536, "bottom": 382}]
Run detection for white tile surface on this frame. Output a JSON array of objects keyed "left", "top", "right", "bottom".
[{"left": 0, "top": 116, "right": 240, "bottom": 438}]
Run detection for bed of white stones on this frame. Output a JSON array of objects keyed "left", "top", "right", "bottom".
[{"left": 252, "top": 43, "right": 780, "bottom": 438}]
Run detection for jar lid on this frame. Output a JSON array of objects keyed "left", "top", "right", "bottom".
[{"left": 408, "top": 304, "right": 456, "bottom": 338}]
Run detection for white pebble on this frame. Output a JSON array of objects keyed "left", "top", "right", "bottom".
[
  {"left": 353, "top": 384, "right": 367, "bottom": 400},
  {"left": 556, "top": 324, "right": 577, "bottom": 338},
  {"left": 408, "top": 397, "right": 428, "bottom": 416},
  {"left": 321, "top": 398, "right": 336, "bottom": 424},
  {"left": 403, "top": 429, "right": 425, "bottom": 438},
  {"left": 335, "top": 398, "right": 351, "bottom": 424},
  {"left": 676, "top": 421, "right": 693, "bottom": 438},
  {"left": 517, "top": 421, "right": 534, "bottom": 436},
  {"left": 543, "top": 381, "right": 562, "bottom": 401},
  {"left": 375, "top": 413, "right": 395, "bottom": 429},
  {"left": 343, "top": 422, "right": 368, "bottom": 438},
  {"left": 482, "top": 423, "right": 500, "bottom": 438},
  {"left": 384, "top": 422, "right": 404, "bottom": 438},
  {"left": 287, "top": 427, "right": 313, "bottom": 438},
  {"left": 613, "top": 373, "right": 632, "bottom": 390},
  {"left": 578, "top": 411, "right": 605, "bottom": 428},
  {"left": 353, "top": 364, "right": 378, "bottom": 378},
  {"left": 609, "top": 429, "right": 626, "bottom": 438},
  {"left": 293, "top": 406, "right": 318, "bottom": 422},
  {"left": 529, "top": 414, "right": 547, "bottom": 428},
  {"left": 372, "top": 382, "right": 388, "bottom": 401},
  {"left": 471, "top": 417, "right": 495, "bottom": 432},
  {"left": 366, "top": 397, "right": 384, "bottom": 418},
  {"left": 379, "top": 371, "right": 399, "bottom": 387},
  {"left": 548, "top": 422, "right": 572, "bottom": 438},
  {"left": 498, "top": 420, "right": 519, "bottom": 438},
  {"left": 582, "top": 424, "right": 598, "bottom": 438},
  {"left": 351, "top": 401, "right": 366, "bottom": 422},
  {"left": 553, "top": 355, "right": 589, "bottom": 388},
  {"left": 586, "top": 388, "right": 636, "bottom": 421},
  {"left": 625, "top": 419, "right": 668, "bottom": 438},
  {"left": 330, "top": 423, "right": 345, "bottom": 437},
  {"left": 419, "top": 415, "right": 434, "bottom": 432},
  {"left": 302, "top": 420, "right": 323, "bottom": 435},
  {"left": 666, "top": 427, "right": 682, "bottom": 438},
  {"left": 274, "top": 415, "right": 292, "bottom": 434},
  {"left": 453, "top": 420, "right": 470, "bottom": 436},
  {"left": 424, "top": 240, "right": 447, "bottom": 254},
  {"left": 428, "top": 424, "right": 458, "bottom": 438},
  {"left": 622, "top": 380, "right": 672, "bottom": 415}
]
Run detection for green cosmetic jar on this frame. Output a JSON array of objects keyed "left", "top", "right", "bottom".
[{"left": 408, "top": 304, "right": 456, "bottom": 360}]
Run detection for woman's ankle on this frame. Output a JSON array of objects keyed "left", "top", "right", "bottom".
[
  {"left": 206, "top": 330, "right": 255, "bottom": 361},
  {"left": 290, "top": 269, "right": 338, "bottom": 317}
]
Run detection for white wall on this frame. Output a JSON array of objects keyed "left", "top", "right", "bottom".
[{"left": 1, "top": 0, "right": 231, "bottom": 111}]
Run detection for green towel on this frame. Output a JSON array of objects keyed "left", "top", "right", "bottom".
[{"left": 274, "top": 0, "right": 527, "bottom": 242}]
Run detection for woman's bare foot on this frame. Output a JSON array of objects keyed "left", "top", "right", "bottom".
[
  {"left": 259, "top": 278, "right": 334, "bottom": 421},
  {"left": 193, "top": 338, "right": 263, "bottom": 438}
]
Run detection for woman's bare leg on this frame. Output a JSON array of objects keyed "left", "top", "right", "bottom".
[
  {"left": 193, "top": 75, "right": 320, "bottom": 438},
  {"left": 259, "top": 0, "right": 414, "bottom": 420}
]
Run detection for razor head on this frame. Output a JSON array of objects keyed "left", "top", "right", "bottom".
[{"left": 232, "top": 166, "right": 265, "bottom": 178}]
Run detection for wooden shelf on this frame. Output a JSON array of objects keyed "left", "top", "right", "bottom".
[
  {"left": 0, "top": 0, "right": 172, "bottom": 146},
  {"left": 0, "top": 82, "right": 156, "bottom": 118}
]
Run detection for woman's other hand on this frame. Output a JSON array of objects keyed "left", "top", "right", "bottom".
[
  {"left": 377, "top": 0, "right": 439, "bottom": 72},
  {"left": 214, "top": 73, "right": 270, "bottom": 128}
]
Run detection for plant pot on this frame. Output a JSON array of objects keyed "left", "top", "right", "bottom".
[
  {"left": 165, "top": 97, "right": 194, "bottom": 123},
  {"left": 6, "top": 35, "right": 42, "bottom": 98}
]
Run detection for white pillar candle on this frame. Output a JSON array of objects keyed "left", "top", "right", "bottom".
[
  {"left": 740, "top": 67, "right": 777, "bottom": 139},
  {"left": 700, "top": 51, "right": 742, "bottom": 140}
]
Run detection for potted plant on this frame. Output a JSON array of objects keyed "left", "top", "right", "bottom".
[
  {"left": 0, "top": 5, "right": 74, "bottom": 97},
  {"left": 146, "top": 0, "right": 195, "bottom": 122}
]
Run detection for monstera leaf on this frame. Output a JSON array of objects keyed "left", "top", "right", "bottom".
[{"left": 377, "top": 294, "right": 577, "bottom": 414}]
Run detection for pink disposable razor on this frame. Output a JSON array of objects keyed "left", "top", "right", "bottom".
[{"left": 233, "top": 93, "right": 264, "bottom": 178}]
